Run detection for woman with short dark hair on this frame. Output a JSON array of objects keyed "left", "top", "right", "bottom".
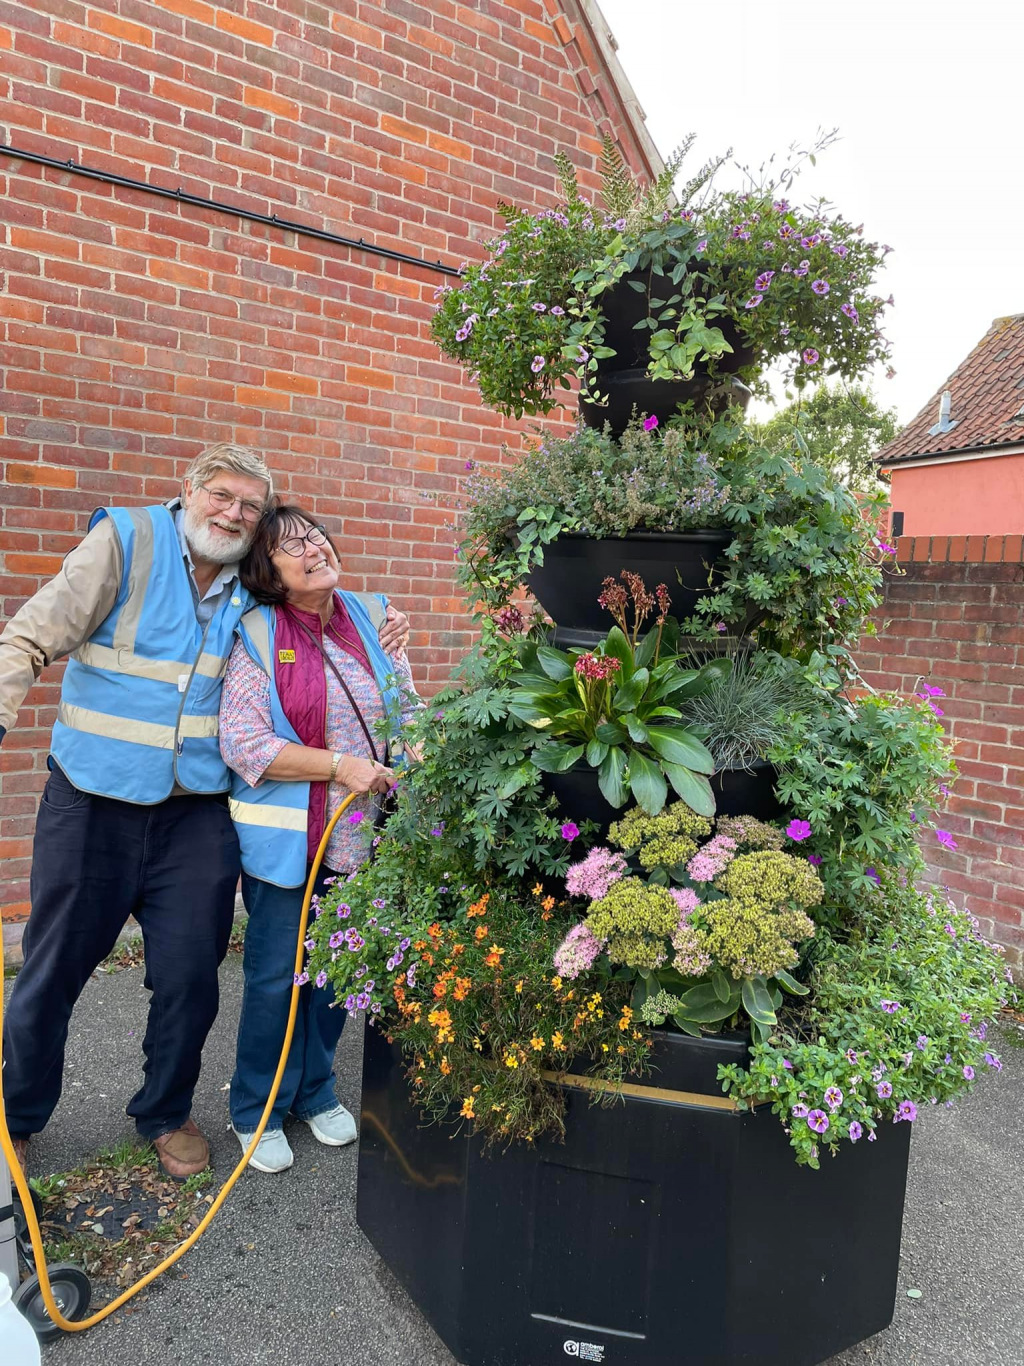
[{"left": 218, "top": 504, "right": 420, "bottom": 1172}]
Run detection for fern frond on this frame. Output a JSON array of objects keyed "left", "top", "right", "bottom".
[
  {"left": 634, "top": 134, "right": 695, "bottom": 221},
  {"left": 599, "top": 133, "right": 637, "bottom": 221},
  {"left": 677, "top": 148, "right": 731, "bottom": 209},
  {"left": 553, "top": 150, "right": 581, "bottom": 204}
]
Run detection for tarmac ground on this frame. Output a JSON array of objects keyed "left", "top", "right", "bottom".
[{"left": 3, "top": 955, "right": 1023, "bottom": 1366}]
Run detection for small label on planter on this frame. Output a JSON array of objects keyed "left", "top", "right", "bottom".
[{"left": 564, "top": 1342, "right": 605, "bottom": 1362}]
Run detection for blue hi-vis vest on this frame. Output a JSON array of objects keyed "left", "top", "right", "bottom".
[
  {"left": 227, "top": 592, "right": 401, "bottom": 888},
  {"left": 50, "top": 504, "right": 251, "bottom": 803}
]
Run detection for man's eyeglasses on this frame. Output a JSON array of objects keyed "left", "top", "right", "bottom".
[
  {"left": 276, "top": 525, "right": 329, "bottom": 558},
  {"left": 198, "top": 484, "right": 265, "bottom": 522}
]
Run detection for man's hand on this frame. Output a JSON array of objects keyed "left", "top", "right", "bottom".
[{"left": 379, "top": 603, "right": 410, "bottom": 655}]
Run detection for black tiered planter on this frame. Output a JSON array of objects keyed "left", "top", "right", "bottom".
[
  {"left": 542, "top": 758, "right": 782, "bottom": 840},
  {"left": 525, "top": 529, "right": 731, "bottom": 643},
  {"left": 578, "top": 267, "right": 757, "bottom": 438},
  {"left": 357, "top": 1021, "right": 912, "bottom": 1366}
]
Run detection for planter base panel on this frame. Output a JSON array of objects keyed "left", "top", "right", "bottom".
[{"left": 357, "top": 1025, "right": 910, "bottom": 1366}]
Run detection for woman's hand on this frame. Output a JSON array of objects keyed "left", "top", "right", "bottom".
[
  {"left": 379, "top": 603, "right": 410, "bottom": 655},
  {"left": 336, "top": 755, "right": 394, "bottom": 795}
]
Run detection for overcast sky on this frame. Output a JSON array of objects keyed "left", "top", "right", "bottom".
[{"left": 596, "top": 0, "right": 1022, "bottom": 425}]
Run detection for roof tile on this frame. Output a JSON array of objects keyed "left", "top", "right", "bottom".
[{"left": 878, "top": 314, "right": 1024, "bottom": 464}]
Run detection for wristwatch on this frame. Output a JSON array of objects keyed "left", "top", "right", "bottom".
[{"left": 328, "top": 752, "right": 343, "bottom": 783}]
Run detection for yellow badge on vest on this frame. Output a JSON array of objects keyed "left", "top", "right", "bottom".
[{"left": 278, "top": 649, "right": 296, "bottom": 663}]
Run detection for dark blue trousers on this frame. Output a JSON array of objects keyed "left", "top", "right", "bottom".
[
  {"left": 2, "top": 762, "right": 239, "bottom": 1140},
  {"left": 229, "top": 867, "right": 347, "bottom": 1133}
]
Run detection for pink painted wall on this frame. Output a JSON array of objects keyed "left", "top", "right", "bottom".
[{"left": 887, "top": 453, "right": 1024, "bottom": 537}]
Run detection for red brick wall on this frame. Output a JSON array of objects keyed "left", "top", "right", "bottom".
[
  {"left": 0, "top": 0, "right": 651, "bottom": 935},
  {"left": 858, "top": 535, "right": 1024, "bottom": 974}
]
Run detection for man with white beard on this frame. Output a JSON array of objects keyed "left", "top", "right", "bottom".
[{"left": 0, "top": 443, "right": 407, "bottom": 1179}]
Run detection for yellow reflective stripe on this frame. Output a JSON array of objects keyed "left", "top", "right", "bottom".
[
  {"left": 229, "top": 798, "right": 308, "bottom": 832},
  {"left": 240, "top": 607, "right": 272, "bottom": 675},
  {"left": 72, "top": 642, "right": 228, "bottom": 683},
  {"left": 57, "top": 702, "right": 218, "bottom": 747},
  {"left": 113, "top": 508, "right": 155, "bottom": 654},
  {"left": 178, "top": 713, "right": 220, "bottom": 739}
]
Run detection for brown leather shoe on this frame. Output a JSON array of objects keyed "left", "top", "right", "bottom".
[
  {"left": 153, "top": 1118, "right": 210, "bottom": 1179},
  {"left": 11, "top": 1136, "right": 29, "bottom": 1175}
]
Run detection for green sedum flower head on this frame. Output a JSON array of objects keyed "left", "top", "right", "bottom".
[
  {"left": 714, "top": 849, "right": 824, "bottom": 911},
  {"left": 700, "top": 897, "right": 815, "bottom": 980},
  {"left": 585, "top": 877, "right": 679, "bottom": 970},
  {"left": 609, "top": 802, "right": 713, "bottom": 854}
]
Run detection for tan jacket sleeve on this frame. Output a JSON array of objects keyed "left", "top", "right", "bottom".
[{"left": 0, "top": 516, "right": 124, "bottom": 734}]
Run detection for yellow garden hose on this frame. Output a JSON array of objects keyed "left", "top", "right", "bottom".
[{"left": 0, "top": 789, "right": 356, "bottom": 1335}]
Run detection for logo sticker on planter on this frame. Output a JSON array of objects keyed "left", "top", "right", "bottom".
[{"left": 563, "top": 1342, "right": 605, "bottom": 1362}]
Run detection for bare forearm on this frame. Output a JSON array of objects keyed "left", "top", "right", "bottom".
[{"left": 261, "top": 742, "right": 336, "bottom": 783}]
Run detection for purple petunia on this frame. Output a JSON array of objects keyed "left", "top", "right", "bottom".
[
  {"left": 811, "top": 279, "right": 830, "bottom": 295},
  {"left": 984, "top": 1052, "right": 1003, "bottom": 1071},
  {"left": 840, "top": 302, "right": 859, "bottom": 322},
  {"left": 744, "top": 294, "right": 764, "bottom": 309},
  {"left": 802, "top": 347, "right": 819, "bottom": 365},
  {"left": 895, "top": 1100, "right": 917, "bottom": 1123},
  {"left": 848, "top": 1120, "right": 863, "bottom": 1142},
  {"left": 880, "top": 999, "right": 901, "bottom": 1014},
  {"left": 531, "top": 355, "right": 545, "bottom": 373},
  {"left": 791, "top": 1103, "right": 809, "bottom": 1118},
  {"left": 877, "top": 1081, "right": 893, "bottom": 1099},
  {"left": 824, "top": 1086, "right": 844, "bottom": 1110},
  {"left": 315, "top": 969, "right": 328, "bottom": 989},
  {"left": 807, "top": 1110, "right": 830, "bottom": 1134},
  {"left": 754, "top": 270, "right": 775, "bottom": 291},
  {"left": 963, "top": 1065, "right": 975, "bottom": 1080}
]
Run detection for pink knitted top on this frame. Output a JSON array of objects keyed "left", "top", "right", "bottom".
[{"left": 219, "top": 633, "right": 419, "bottom": 876}]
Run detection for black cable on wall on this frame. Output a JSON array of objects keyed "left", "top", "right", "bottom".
[{"left": 1, "top": 143, "right": 462, "bottom": 278}]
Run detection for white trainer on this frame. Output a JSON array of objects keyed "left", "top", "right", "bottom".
[
  {"left": 233, "top": 1126, "right": 294, "bottom": 1173},
  {"left": 303, "top": 1104, "right": 357, "bottom": 1146}
]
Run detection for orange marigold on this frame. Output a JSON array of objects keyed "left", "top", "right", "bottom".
[{"left": 484, "top": 945, "right": 505, "bottom": 968}]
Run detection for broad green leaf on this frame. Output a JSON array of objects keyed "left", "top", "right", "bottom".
[
  {"left": 531, "top": 742, "right": 585, "bottom": 774},
  {"left": 625, "top": 715, "right": 649, "bottom": 744},
  {"left": 646, "top": 726, "right": 714, "bottom": 773},
  {"left": 672, "top": 1014, "right": 702, "bottom": 1037},
  {"left": 535, "top": 646, "right": 574, "bottom": 681},
  {"left": 663, "top": 764, "right": 716, "bottom": 817},
  {"left": 628, "top": 750, "right": 667, "bottom": 815},
  {"left": 634, "top": 627, "right": 661, "bottom": 670},
  {"left": 597, "top": 746, "right": 628, "bottom": 808},
  {"left": 774, "top": 968, "right": 810, "bottom": 996},
  {"left": 586, "top": 739, "right": 609, "bottom": 767},
  {"left": 741, "top": 976, "right": 777, "bottom": 1027},
  {"left": 678, "top": 997, "right": 739, "bottom": 1024},
  {"left": 595, "top": 721, "right": 628, "bottom": 745},
  {"left": 602, "top": 627, "right": 635, "bottom": 677},
  {"left": 612, "top": 668, "right": 649, "bottom": 712},
  {"left": 507, "top": 702, "right": 554, "bottom": 727},
  {"left": 711, "top": 968, "right": 732, "bottom": 1004}
]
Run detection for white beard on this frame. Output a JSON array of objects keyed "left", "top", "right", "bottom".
[{"left": 184, "top": 503, "right": 254, "bottom": 564}]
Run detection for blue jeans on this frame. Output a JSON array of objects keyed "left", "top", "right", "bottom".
[{"left": 230, "top": 867, "right": 347, "bottom": 1132}]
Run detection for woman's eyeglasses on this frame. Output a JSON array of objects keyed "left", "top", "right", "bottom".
[{"left": 276, "top": 525, "right": 329, "bottom": 557}]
